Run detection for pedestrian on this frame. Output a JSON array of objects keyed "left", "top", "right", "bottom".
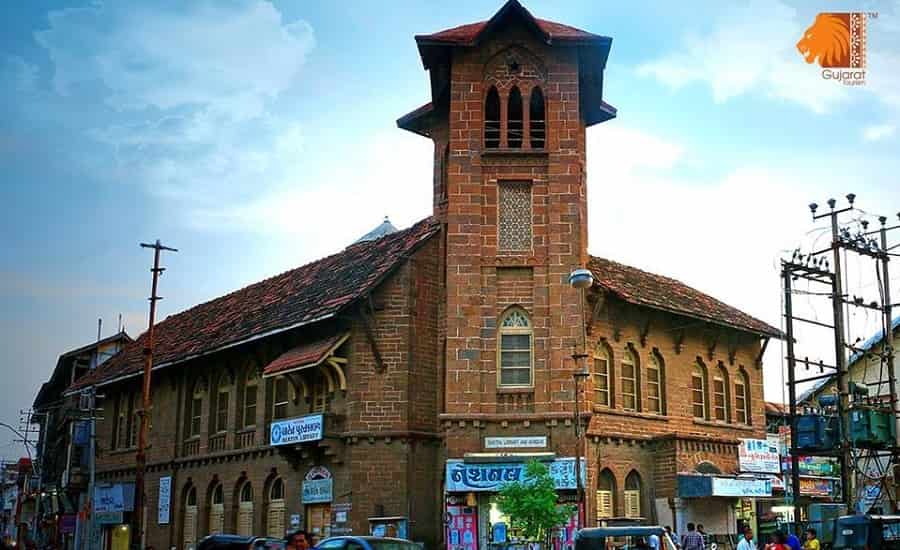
[
  {"left": 665, "top": 526, "right": 678, "bottom": 548},
  {"left": 285, "top": 530, "right": 311, "bottom": 550},
  {"left": 681, "top": 523, "right": 704, "bottom": 550},
  {"left": 736, "top": 527, "right": 754, "bottom": 550},
  {"left": 803, "top": 528, "right": 819, "bottom": 550},
  {"left": 765, "top": 532, "right": 787, "bottom": 550},
  {"left": 648, "top": 530, "right": 661, "bottom": 550},
  {"left": 785, "top": 531, "right": 802, "bottom": 550}
]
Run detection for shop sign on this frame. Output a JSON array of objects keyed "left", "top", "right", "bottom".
[
  {"left": 94, "top": 484, "right": 124, "bottom": 513},
  {"left": 484, "top": 436, "right": 547, "bottom": 449},
  {"left": 739, "top": 438, "right": 780, "bottom": 474},
  {"left": 783, "top": 456, "right": 839, "bottom": 477},
  {"left": 799, "top": 477, "right": 832, "bottom": 497},
  {"left": 712, "top": 477, "right": 772, "bottom": 497},
  {"left": 95, "top": 511, "right": 124, "bottom": 525},
  {"left": 270, "top": 414, "right": 324, "bottom": 446},
  {"left": 302, "top": 466, "right": 333, "bottom": 504},
  {"left": 331, "top": 503, "right": 352, "bottom": 535},
  {"left": 445, "top": 458, "right": 586, "bottom": 492},
  {"left": 158, "top": 476, "right": 171, "bottom": 525}
]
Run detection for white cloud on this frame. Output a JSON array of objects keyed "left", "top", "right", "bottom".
[
  {"left": 863, "top": 124, "right": 896, "bottom": 141},
  {"left": 636, "top": 0, "right": 849, "bottom": 113}
]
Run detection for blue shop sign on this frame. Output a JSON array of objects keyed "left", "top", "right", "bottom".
[
  {"left": 270, "top": 414, "right": 324, "bottom": 446},
  {"left": 678, "top": 475, "right": 772, "bottom": 498},
  {"left": 445, "top": 458, "right": 586, "bottom": 492}
]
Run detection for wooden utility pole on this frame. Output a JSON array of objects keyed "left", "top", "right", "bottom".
[{"left": 133, "top": 240, "right": 176, "bottom": 550}]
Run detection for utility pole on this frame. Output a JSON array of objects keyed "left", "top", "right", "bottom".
[
  {"left": 878, "top": 216, "right": 899, "bottom": 441},
  {"left": 782, "top": 269, "right": 803, "bottom": 511},
  {"left": 133, "top": 240, "right": 176, "bottom": 550}
]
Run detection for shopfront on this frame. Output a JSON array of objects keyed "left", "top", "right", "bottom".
[
  {"left": 444, "top": 457, "right": 584, "bottom": 550},
  {"left": 302, "top": 466, "right": 333, "bottom": 539},
  {"left": 677, "top": 475, "right": 772, "bottom": 540}
]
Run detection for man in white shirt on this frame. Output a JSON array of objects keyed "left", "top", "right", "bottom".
[{"left": 737, "top": 527, "right": 755, "bottom": 550}]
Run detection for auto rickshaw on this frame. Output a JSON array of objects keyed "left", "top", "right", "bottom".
[
  {"left": 831, "top": 514, "right": 900, "bottom": 549},
  {"left": 574, "top": 526, "right": 677, "bottom": 550}
]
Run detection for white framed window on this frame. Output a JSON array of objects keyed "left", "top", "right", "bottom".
[
  {"left": 593, "top": 346, "right": 611, "bottom": 407},
  {"left": 692, "top": 362, "right": 707, "bottom": 420},
  {"left": 272, "top": 376, "right": 290, "bottom": 420},
  {"left": 647, "top": 353, "right": 663, "bottom": 414},
  {"left": 621, "top": 348, "right": 639, "bottom": 412},
  {"left": 498, "top": 308, "right": 533, "bottom": 387},
  {"left": 736, "top": 369, "right": 751, "bottom": 425}
]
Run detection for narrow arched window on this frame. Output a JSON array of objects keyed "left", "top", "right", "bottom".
[
  {"left": 272, "top": 376, "right": 290, "bottom": 420},
  {"left": 692, "top": 361, "right": 707, "bottom": 419},
  {"left": 624, "top": 471, "right": 642, "bottom": 518},
  {"left": 485, "top": 87, "right": 501, "bottom": 148},
  {"left": 647, "top": 353, "right": 664, "bottom": 415},
  {"left": 209, "top": 483, "right": 225, "bottom": 535},
  {"left": 237, "top": 481, "right": 254, "bottom": 537},
  {"left": 498, "top": 308, "right": 532, "bottom": 387},
  {"left": 183, "top": 486, "right": 198, "bottom": 550},
  {"left": 596, "top": 469, "right": 616, "bottom": 520},
  {"left": 529, "top": 87, "right": 545, "bottom": 149},
  {"left": 242, "top": 370, "right": 258, "bottom": 429},
  {"left": 735, "top": 368, "right": 751, "bottom": 425},
  {"left": 593, "top": 344, "right": 612, "bottom": 407},
  {"left": 621, "top": 347, "right": 639, "bottom": 412},
  {"left": 189, "top": 385, "right": 204, "bottom": 437},
  {"left": 713, "top": 363, "right": 730, "bottom": 422},
  {"left": 266, "top": 478, "right": 286, "bottom": 538},
  {"left": 507, "top": 86, "right": 523, "bottom": 148},
  {"left": 214, "top": 375, "right": 230, "bottom": 433}
]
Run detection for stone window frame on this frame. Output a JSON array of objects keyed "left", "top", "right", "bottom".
[
  {"left": 691, "top": 358, "right": 709, "bottom": 420},
  {"left": 497, "top": 306, "right": 534, "bottom": 388},
  {"left": 593, "top": 341, "right": 614, "bottom": 408},
  {"left": 735, "top": 367, "right": 751, "bottom": 425},
  {"left": 646, "top": 349, "right": 665, "bottom": 415},
  {"left": 497, "top": 180, "right": 533, "bottom": 253},
  {"left": 620, "top": 345, "right": 641, "bottom": 412}
]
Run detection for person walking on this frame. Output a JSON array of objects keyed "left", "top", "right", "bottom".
[
  {"left": 682, "top": 523, "right": 704, "bottom": 550},
  {"left": 737, "top": 528, "right": 755, "bottom": 550},
  {"left": 802, "top": 528, "right": 820, "bottom": 550},
  {"left": 785, "top": 531, "right": 802, "bottom": 550}
]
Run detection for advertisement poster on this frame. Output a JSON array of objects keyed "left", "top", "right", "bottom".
[
  {"left": 739, "top": 439, "right": 781, "bottom": 474},
  {"left": 158, "top": 476, "right": 172, "bottom": 524},
  {"left": 553, "top": 504, "right": 580, "bottom": 550},
  {"left": 446, "top": 505, "right": 477, "bottom": 550}
]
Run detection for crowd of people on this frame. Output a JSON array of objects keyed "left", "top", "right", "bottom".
[{"left": 657, "top": 522, "right": 822, "bottom": 550}]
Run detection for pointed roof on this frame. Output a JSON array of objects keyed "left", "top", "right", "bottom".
[{"left": 354, "top": 216, "right": 399, "bottom": 243}]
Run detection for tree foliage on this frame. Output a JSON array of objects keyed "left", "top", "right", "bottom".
[{"left": 496, "top": 460, "right": 576, "bottom": 544}]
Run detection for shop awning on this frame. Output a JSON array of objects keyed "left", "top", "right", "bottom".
[{"left": 262, "top": 333, "right": 349, "bottom": 391}]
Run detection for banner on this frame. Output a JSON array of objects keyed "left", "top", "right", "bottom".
[
  {"left": 270, "top": 414, "right": 324, "bottom": 446},
  {"left": 739, "top": 438, "right": 780, "bottom": 474},
  {"left": 158, "top": 476, "right": 171, "bottom": 525},
  {"left": 445, "top": 458, "right": 586, "bottom": 492},
  {"left": 94, "top": 485, "right": 124, "bottom": 513}
]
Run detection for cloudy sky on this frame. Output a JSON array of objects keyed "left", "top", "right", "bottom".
[{"left": 2, "top": 0, "right": 899, "bottom": 460}]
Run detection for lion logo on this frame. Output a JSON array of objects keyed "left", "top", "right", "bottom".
[
  {"left": 797, "top": 12, "right": 868, "bottom": 70},
  {"left": 797, "top": 13, "right": 851, "bottom": 67}
]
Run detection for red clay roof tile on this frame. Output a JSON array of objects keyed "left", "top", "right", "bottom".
[
  {"left": 68, "top": 218, "right": 440, "bottom": 391},
  {"left": 263, "top": 333, "right": 348, "bottom": 377}
]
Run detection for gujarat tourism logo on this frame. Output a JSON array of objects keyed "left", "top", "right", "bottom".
[{"left": 796, "top": 12, "right": 874, "bottom": 86}]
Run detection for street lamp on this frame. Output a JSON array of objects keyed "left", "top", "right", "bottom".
[{"left": 569, "top": 268, "right": 594, "bottom": 529}]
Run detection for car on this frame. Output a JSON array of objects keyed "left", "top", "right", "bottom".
[
  {"left": 197, "top": 534, "right": 287, "bottom": 550},
  {"left": 313, "top": 536, "right": 419, "bottom": 550}
]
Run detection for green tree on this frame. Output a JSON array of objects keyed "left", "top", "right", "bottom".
[{"left": 496, "top": 460, "right": 576, "bottom": 547}]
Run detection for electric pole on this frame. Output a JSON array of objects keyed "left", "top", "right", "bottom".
[{"left": 133, "top": 240, "right": 177, "bottom": 550}]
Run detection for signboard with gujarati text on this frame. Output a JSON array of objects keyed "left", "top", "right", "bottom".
[
  {"left": 445, "top": 458, "right": 586, "bottom": 493},
  {"left": 270, "top": 414, "right": 324, "bottom": 446}
]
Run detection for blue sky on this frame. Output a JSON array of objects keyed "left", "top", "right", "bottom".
[{"left": 2, "top": 0, "right": 899, "bottom": 460}]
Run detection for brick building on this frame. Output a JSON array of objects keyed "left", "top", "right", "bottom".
[{"left": 50, "top": 2, "right": 783, "bottom": 550}]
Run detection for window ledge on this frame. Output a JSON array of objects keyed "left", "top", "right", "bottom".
[
  {"left": 496, "top": 387, "right": 534, "bottom": 395},
  {"left": 693, "top": 419, "right": 754, "bottom": 431},
  {"left": 482, "top": 148, "right": 548, "bottom": 157},
  {"left": 593, "top": 407, "right": 669, "bottom": 422},
  {"left": 109, "top": 446, "right": 142, "bottom": 455}
]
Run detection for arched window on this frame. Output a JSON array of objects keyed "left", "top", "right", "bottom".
[
  {"left": 498, "top": 308, "right": 533, "bottom": 387},
  {"left": 237, "top": 481, "right": 254, "bottom": 537},
  {"left": 529, "top": 87, "right": 545, "bottom": 149},
  {"left": 266, "top": 478, "right": 286, "bottom": 538},
  {"left": 272, "top": 376, "right": 290, "bottom": 420},
  {"left": 713, "top": 363, "right": 730, "bottom": 422},
  {"left": 189, "top": 384, "right": 204, "bottom": 437},
  {"left": 593, "top": 344, "right": 612, "bottom": 407},
  {"left": 242, "top": 371, "right": 258, "bottom": 429},
  {"left": 214, "top": 375, "right": 230, "bottom": 433},
  {"left": 209, "top": 483, "right": 224, "bottom": 535},
  {"left": 735, "top": 369, "right": 751, "bottom": 425},
  {"left": 691, "top": 361, "right": 708, "bottom": 419},
  {"left": 647, "top": 352, "right": 664, "bottom": 415},
  {"left": 621, "top": 347, "right": 640, "bottom": 412},
  {"left": 507, "top": 86, "right": 523, "bottom": 148},
  {"left": 596, "top": 469, "right": 616, "bottom": 521},
  {"left": 695, "top": 462, "right": 722, "bottom": 475},
  {"left": 183, "top": 486, "right": 198, "bottom": 550},
  {"left": 485, "top": 87, "right": 501, "bottom": 148},
  {"left": 624, "top": 471, "right": 642, "bottom": 518}
]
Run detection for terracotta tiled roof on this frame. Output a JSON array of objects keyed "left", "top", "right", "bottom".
[
  {"left": 68, "top": 218, "right": 441, "bottom": 391},
  {"left": 418, "top": 17, "right": 601, "bottom": 44},
  {"left": 588, "top": 256, "right": 782, "bottom": 338},
  {"left": 263, "top": 333, "right": 349, "bottom": 377},
  {"left": 765, "top": 401, "right": 787, "bottom": 415}
]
